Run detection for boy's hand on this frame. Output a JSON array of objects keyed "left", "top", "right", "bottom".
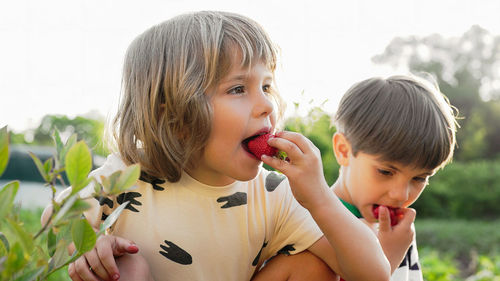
[
  {"left": 262, "top": 131, "right": 330, "bottom": 211},
  {"left": 377, "top": 207, "right": 416, "bottom": 273},
  {"left": 68, "top": 235, "right": 139, "bottom": 281}
]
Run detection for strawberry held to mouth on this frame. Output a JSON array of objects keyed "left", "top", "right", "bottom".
[
  {"left": 245, "top": 133, "right": 287, "bottom": 160},
  {"left": 372, "top": 205, "right": 400, "bottom": 226}
]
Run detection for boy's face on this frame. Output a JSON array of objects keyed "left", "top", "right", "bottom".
[
  {"left": 186, "top": 51, "right": 276, "bottom": 186},
  {"left": 333, "top": 133, "right": 436, "bottom": 223}
]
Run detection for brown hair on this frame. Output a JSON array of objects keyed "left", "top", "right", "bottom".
[
  {"left": 334, "top": 75, "right": 458, "bottom": 170},
  {"left": 113, "top": 11, "right": 283, "bottom": 182}
]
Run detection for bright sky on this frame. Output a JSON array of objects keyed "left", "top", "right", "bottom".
[{"left": 1, "top": 0, "right": 499, "bottom": 132}]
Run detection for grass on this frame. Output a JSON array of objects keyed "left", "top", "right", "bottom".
[{"left": 416, "top": 218, "right": 500, "bottom": 279}]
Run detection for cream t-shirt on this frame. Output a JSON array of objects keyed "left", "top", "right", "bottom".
[{"left": 58, "top": 153, "right": 323, "bottom": 281}]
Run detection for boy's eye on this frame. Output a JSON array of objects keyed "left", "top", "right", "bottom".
[
  {"left": 377, "top": 169, "right": 393, "bottom": 176},
  {"left": 228, "top": 86, "right": 245, "bottom": 95},
  {"left": 413, "top": 176, "right": 428, "bottom": 183}
]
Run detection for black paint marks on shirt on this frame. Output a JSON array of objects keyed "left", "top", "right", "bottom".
[
  {"left": 265, "top": 172, "right": 285, "bottom": 192},
  {"left": 252, "top": 241, "right": 268, "bottom": 266},
  {"left": 117, "top": 192, "right": 142, "bottom": 212},
  {"left": 398, "top": 245, "right": 420, "bottom": 271},
  {"left": 277, "top": 244, "right": 296, "bottom": 256},
  {"left": 140, "top": 171, "right": 166, "bottom": 191},
  {"left": 217, "top": 192, "right": 247, "bottom": 208},
  {"left": 159, "top": 240, "right": 193, "bottom": 265}
]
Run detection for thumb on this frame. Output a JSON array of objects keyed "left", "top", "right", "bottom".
[
  {"left": 397, "top": 208, "right": 417, "bottom": 227},
  {"left": 112, "top": 236, "right": 139, "bottom": 257},
  {"left": 378, "top": 206, "right": 392, "bottom": 232}
]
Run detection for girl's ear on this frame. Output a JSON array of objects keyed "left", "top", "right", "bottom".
[{"left": 332, "top": 132, "right": 352, "bottom": 166}]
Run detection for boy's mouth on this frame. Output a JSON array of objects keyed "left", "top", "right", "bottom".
[{"left": 372, "top": 204, "right": 401, "bottom": 226}]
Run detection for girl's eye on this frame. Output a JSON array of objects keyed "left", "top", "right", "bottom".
[
  {"left": 377, "top": 169, "right": 393, "bottom": 176},
  {"left": 228, "top": 86, "right": 245, "bottom": 95},
  {"left": 262, "top": 84, "right": 271, "bottom": 93}
]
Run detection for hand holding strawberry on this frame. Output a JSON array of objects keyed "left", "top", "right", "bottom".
[
  {"left": 376, "top": 207, "right": 416, "bottom": 273},
  {"left": 247, "top": 133, "right": 287, "bottom": 160},
  {"left": 373, "top": 205, "right": 402, "bottom": 226}
]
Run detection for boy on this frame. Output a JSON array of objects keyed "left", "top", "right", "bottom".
[
  {"left": 259, "top": 75, "right": 457, "bottom": 280},
  {"left": 331, "top": 75, "right": 457, "bottom": 280}
]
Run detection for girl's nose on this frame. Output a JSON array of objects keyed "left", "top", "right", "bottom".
[{"left": 252, "top": 89, "right": 274, "bottom": 118}]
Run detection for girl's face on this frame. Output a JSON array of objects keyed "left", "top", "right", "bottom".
[{"left": 186, "top": 53, "right": 276, "bottom": 186}]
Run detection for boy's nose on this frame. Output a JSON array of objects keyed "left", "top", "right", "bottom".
[{"left": 388, "top": 183, "right": 410, "bottom": 203}]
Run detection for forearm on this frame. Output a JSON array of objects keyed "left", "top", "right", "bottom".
[{"left": 309, "top": 192, "right": 391, "bottom": 281}]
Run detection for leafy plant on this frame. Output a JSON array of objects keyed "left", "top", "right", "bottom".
[
  {"left": 420, "top": 248, "right": 461, "bottom": 281},
  {"left": 0, "top": 126, "right": 140, "bottom": 280}
]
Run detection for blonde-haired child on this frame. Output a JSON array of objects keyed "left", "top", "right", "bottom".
[{"left": 44, "top": 11, "right": 390, "bottom": 281}]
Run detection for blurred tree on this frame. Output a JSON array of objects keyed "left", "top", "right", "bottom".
[
  {"left": 284, "top": 105, "right": 339, "bottom": 185},
  {"left": 13, "top": 114, "right": 109, "bottom": 156},
  {"left": 372, "top": 25, "right": 500, "bottom": 160}
]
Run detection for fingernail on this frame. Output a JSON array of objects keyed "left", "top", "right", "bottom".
[
  {"left": 113, "top": 273, "right": 120, "bottom": 280},
  {"left": 127, "top": 244, "right": 139, "bottom": 253}
]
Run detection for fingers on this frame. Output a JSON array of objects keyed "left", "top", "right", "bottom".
[
  {"left": 68, "top": 235, "right": 138, "bottom": 281},
  {"left": 274, "top": 131, "right": 319, "bottom": 157},
  {"left": 68, "top": 263, "right": 84, "bottom": 281},
  {"left": 85, "top": 248, "right": 111, "bottom": 281},
  {"left": 110, "top": 235, "right": 139, "bottom": 256},
  {"left": 378, "top": 206, "right": 392, "bottom": 232},
  {"left": 396, "top": 208, "right": 416, "bottom": 227},
  {"left": 71, "top": 255, "right": 99, "bottom": 281}
]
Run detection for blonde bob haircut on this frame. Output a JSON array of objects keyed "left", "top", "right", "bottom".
[
  {"left": 113, "top": 11, "right": 283, "bottom": 183},
  {"left": 334, "top": 75, "right": 458, "bottom": 170}
]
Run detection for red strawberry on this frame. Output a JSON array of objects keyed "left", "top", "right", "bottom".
[
  {"left": 247, "top": 134, "right": 278, "bottom": 159},
  {"left": 373, "top": 205, "right": 399, "bottom": 226}
]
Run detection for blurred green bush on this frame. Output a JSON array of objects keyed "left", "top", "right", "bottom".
[{"left": 413, "top": 160, "right": 500, "bottom": 219}]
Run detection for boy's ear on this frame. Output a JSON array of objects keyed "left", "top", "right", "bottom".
[{"left": 332, "top": 132, "right": 351, "bottom": 166}]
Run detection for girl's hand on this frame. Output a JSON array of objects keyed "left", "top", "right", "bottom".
[
  {"left": 262, "top": 131, "right": 330, "bottom": 211},
  {"left": 377, "top": 207, "right": 416, "bottom": 273},
  {"left": 68, "top": 235, "right": 139, "bottom": 281}
]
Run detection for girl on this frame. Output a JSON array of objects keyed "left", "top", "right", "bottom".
[{"left": 47, "top": 11, "right": 390, "bottom": 281}]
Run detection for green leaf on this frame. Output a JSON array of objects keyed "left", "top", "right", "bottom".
[
  {"left": 70, "top": 176, "right": 93, "bottom": 196},
  {"left": 53, "top": 129, "right": 64, "bottom": 158},
  {"left": 65, "top": 141, "right": 92, "bottom": 189},
  {"left": 53, "top": 194, "right": 78, "bottom": 224},
  {"left": 48, "top": 239, "right": 71, "bottom": 272},
  {"left": 29, "top": 152, "right": 49, "bottom": 182},
  {"left": 44, "top": 158, "right": 53, "bottom": 176},
  {"left": 0, "top": 232, "right": 9, "bottom": 256},
  {"left": 0, "top": 181, "right": 19, "bottom": 219},
  {"left": 98, "top": 201, "right": 129, "bottom": 235},
  {"left": 0, "top": 126, "right": 8, "bottom": 177},
  {"left": 6, "top": 218, "right": 34, "bottom": 252},
  {"left": 47, "top": 228, "right": 57, "bottom": 257},
  {"left": 115, "top": 164, "right": 140, "bottom": 192},
  {"left": 59, "top": 134, "right": 77, "bottom": 167},
  {"left": 4, "top": 242, "right": 28, "bottom": 276},
  {"left": 71, "top": 219, "right": 96, "bottom": 254},
  {"left": 13, "top": 266, "right": 45, "bottom": 281}
]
